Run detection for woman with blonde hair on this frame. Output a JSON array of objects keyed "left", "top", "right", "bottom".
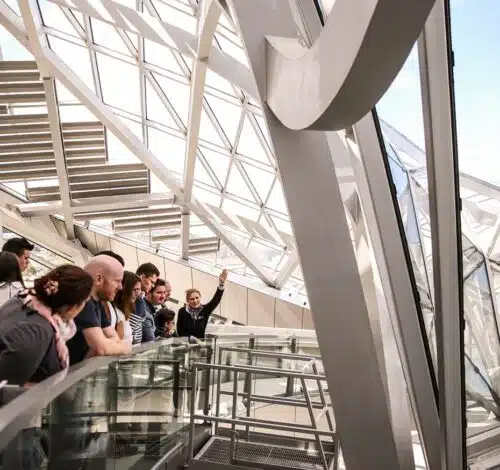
[{"left": 176, "top": 269, "right": 227, "bottom": 339}]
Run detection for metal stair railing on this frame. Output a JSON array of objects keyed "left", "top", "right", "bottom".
[{"left": 186, "top": 361, "right": 338, "bottom": 470}]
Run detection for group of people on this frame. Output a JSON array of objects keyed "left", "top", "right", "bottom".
[{"left": 0, "top": 237, "right": 227, "bottom": 387}]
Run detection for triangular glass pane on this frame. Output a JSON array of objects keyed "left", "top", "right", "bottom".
[
  {"left": 96, "top": 52, "right": 140, "bottom": 115},
  {"left": 270, "top": 215, "right": 292, "bottom": 234},
  {"left": 144, "top": 40, "right": 184, "bottom": 74},
  {"left": 199, "top": 107, "right": 225, "bottom": 147},
  {"left": 267, "top": 181, "right": 288, "bottom": 214},
  {"left": 201, "top": 148, "right": 230, "bottom": 186},
  {"left": 91, "top": 18, "right": 133, "bottom": 55},
  {"left": 192, "top": 186, "right": 222, "bottom": 207},
  {"left": 49, "top": 37, "right": 95, "bottom": 92},
  {"left": 39, "top": 0, "right": 80, "bottom": 37},
  {"left": 222, "top": 198, "right": 260, "bottom": 221},
  {"left": 153, "top": 73, "right": 190, "bottom": 127},
  {"left": 153, "top": 1, "right": 197, "bottom": 35},
  {"left": 225, "top": 165, "right": 255, "bottom": 202},
  {"left": 205, "top": 96, "right": 242, "bottom": 147},
  {"left": 254, "top": 114, "right": 274, "bottom": 155},
  {"left": 194, "top": 157, "right": 217, "bottom": 187},
  {"left": 145, "top": 80, "right": 178, "bottom": 128},
  {"left": 205, "top": 69, "right": 238, "bottom": 98},
  {"left": 237, "top": 115, "right": 271, "bottom": 165},
  {"left": 148, "top": 127, "right": 185, "bottom": 176},
  {"left": 179, "top": 53, "right": 193, "bottom": 73},
  {"left": 69, "top": 10, "right": 85, "bottom": 30},
  {"left": 240, "top": 163, "right": 274, "bottom": 203},
  {"left": 4, "top": 0, "right": 19, "bottom": 15},
  {"left": 118, "top": 116, "right": 143, "bottom": 140},
  {"left": 214, "top": 33, "right": 249, "bottom": 67}
]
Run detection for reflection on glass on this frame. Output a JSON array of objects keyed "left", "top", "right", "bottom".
[{"left": 0, "top": 340, "right": 214, "bottom": 469}]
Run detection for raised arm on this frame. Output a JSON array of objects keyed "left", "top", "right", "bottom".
[{"left": 204, "top": 269, "right": 227, "bottom": 314}]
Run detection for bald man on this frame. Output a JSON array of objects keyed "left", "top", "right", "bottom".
[{"left": 67, "top": 255, "right": 132, "bottom": 365}]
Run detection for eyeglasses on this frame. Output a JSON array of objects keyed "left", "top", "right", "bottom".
[{"left": 132, "top": 288, "right": 142, "bottom": 294}]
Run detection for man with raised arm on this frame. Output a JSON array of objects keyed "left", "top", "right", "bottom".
[{"left": 67, "top": 255, "right": 132, "bottom": 364}]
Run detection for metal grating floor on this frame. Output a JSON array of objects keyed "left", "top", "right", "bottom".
[{"left": 196, "top": 437, "right": 334, "bottom": 470}]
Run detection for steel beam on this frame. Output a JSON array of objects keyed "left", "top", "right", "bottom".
[
  {"left": 265, "top": 0, "right": 435, "bottom": 130},
  {"left": 17, "top": 0, "right": 75, "bottom": 239},
  {"left": 273, "top": 251, "right": 298, "bottom": 289},
  {"left": 418, "top": 0, "right": 466, "bottom": 467},
  {"left": 231, "top": 1, "right": 402, "bottom": 468},
  {"left": 346, "top": 116, "right": 440, "bottom": 469},
  {"left": 181, "top": 0, "right": 222, "bottom": 259},
  {"left": 0, "top": 4, "right": 277, "bottom": 284}
]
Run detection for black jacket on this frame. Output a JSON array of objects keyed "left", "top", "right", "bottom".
[{"left": 176, "top": 287, "right": 224, "bottom": 338}]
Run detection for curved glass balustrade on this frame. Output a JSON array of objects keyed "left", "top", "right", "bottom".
[{"left": 0, "top": 328, "right": 323, "bottom": 470}]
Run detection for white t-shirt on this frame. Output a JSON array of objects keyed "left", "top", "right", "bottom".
[
  {"left": 0, "top": 281, "right": 24, "bottom": 307},
  {"left": 113, "top": 305, "right": 133, "bottom": 344}
]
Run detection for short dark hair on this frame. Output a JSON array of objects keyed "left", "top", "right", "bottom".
[
  {"left": 2, "top": 237, "right": 34, "bottom": 257},
  {"left": 152, "top": 278, "right": 167, "bottom": 291},
  {"left": 96, "top": 250, "right": 125, "bottom": 267},
  {"left": 0, "top": 252, "right": 24, "bottom": 286},
  {"left": 34, "top": 265, "right": 93, "bottom": 313},
  {"left": 136, "top": 262, "right": 160, "bottom": 278},
  {"left": 156, "top": 307, "right": 176, "bottom": 328}
]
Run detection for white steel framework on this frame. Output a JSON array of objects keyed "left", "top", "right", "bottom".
[{"left": 1, "top": 0, "right": 500, "bottom": 468}]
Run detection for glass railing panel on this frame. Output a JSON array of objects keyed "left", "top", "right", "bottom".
[{"left": 0, "top": 339, "right": 212, "bottom": 470}]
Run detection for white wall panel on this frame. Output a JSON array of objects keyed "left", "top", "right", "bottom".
[
  {"left": 248, "top": 289, "right": 275, "bottom": 327},
  {"left": 137, "top": 250, "right": 166, "bottom": 279},
  {"left": 192, "top": 269, "right": 221, "bottom": 315},
  {"left": 302, "top": 308, "right": 314, "bottom": 330},
  {"left": 75, "top": 226, "right": 98, "bottom": 254},
  {"left": 95, "top": 232, "right": 111, "bottom": 253},
  {"left": 110, "top": 239, "right": 139, "bottom": 272},
  {"left": 164, "top": 258, "right": 193, "bottom": 303},
  {"left": 275, "top": 299, "right": 302, "bottom": 329},
  {"left": 220, "top": 281, "right": 248, "bottom": 324}
]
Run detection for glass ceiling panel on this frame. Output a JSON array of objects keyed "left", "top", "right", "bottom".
[
  {"left": 96, "top": 52, "right": 141, "bottom": 115},
  {"left": 192, "top": 186, "right": 222, "bottom": 207},
  {"left": 148, "top": 127, "right": 185, "bottom": 176},
  {"left": 266, "top": 181, "right": 288, "bottom": 215},
  {"left": 201, "top": 147, "right": 230, "bottom": 186},
  {"left": 145, "top": 80, "right": 179, "bottom": 130},
  {"left": 205, "top": 95, "right": 242, "bottom": 146},
  {"left": 144, "top": 39, "right": 184, "bottom": 75},
  {"left": 39, "top": 0, "right": 80, "bottom": 37},
  {"left": 194, "top": 157, "right": 217, "bottom": 188},
  {"left": 90, "top": 17, "right": 133, "bottom": 56},
  {"left": 205, "top": 69, "right": 239, "bottom": 99},
  {"left": 237, "top": 114, "right": 271, "bottom": 165},
  {"left": 153, "top": 0, "right": 196, "bottom": 34},
  {"left": 225, "top": 165, "right": 255, "bottom": 202},
  {"left": 106, "top": 130, "right": 140, "bottom": 164},
  {"left": 0, "top": 25, "right": 32, "bottom": 59},
  {"left": 222, "top": 198, "right": 260, "bottom": 222},
  {"left": 153, "top": 73, "right": 190, "bottom": 127},
  {"left": 240, "top": 162, "right": 275, "bottom": 203},
  {"left": 48, "top": 36, "right": 95, "bottom": 92},
  {"left": 199, "top": 106, "right": 225, "bottom": 147}
]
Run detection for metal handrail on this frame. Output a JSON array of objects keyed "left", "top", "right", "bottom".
[
  {"left": 0, "top": 337, "right": 196, "bottom": 454},
  {"left": 192, "top": 361, "right": 326, "bottom": 380}
]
